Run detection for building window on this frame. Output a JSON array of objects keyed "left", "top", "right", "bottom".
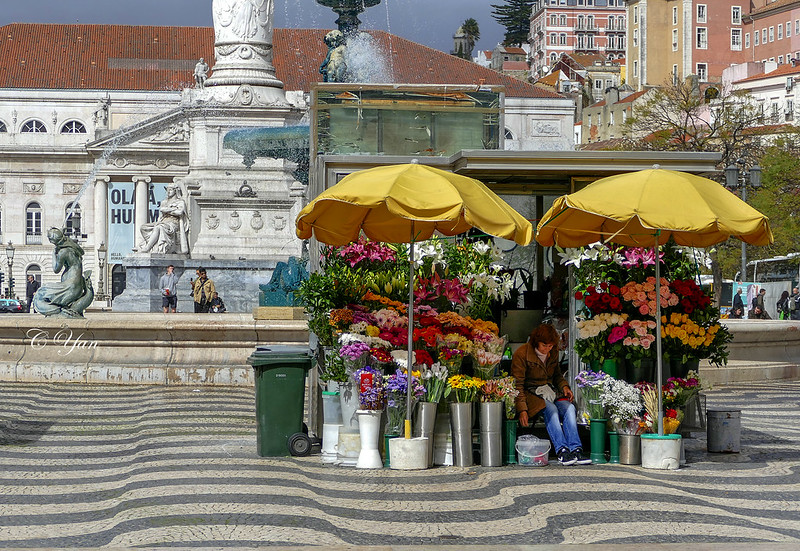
[
  {"left": 550, "top": 14, "right": 557, "bottom": 25},
  {"left": 672, "top": 64, "right": 679, "bottom": 85},
  {"left": 769, "top": 26, "right": 774, "bottom": 42},
  {"left": 21, "top": 120, "right": 47, "bottom": 133},
  {"left": 622, "top": 109, "right": 627, "bottom": 123},
  {"left": 697, "top": 27, "right": 708, "bottom": 49},
  {"left": 778, "top": 24, "right": 783, "bottom": 40},
  {"left": 673, "top": 6, "right": 678, "bottom": 25},
  {"left": 587, "top": 114, "right": 592, "bottom": 126},
  {"left": 787, "top": 99, "right": 795, "bottom": 121},
  {"left": 673, "top": 29, "right": 678, "bottom": 50},
  {"left": 755, "top": 30, "right": 760, "bottom": 46},
  {"left": 745, "top": 33, "right": 750, "bottom": 49},
  {"left": 0, "top": 121, "right": 6, "bottom": 133},
  {"left": 60, "top": 121, "right": 87, "bottom": 134},
  {"left": 559, "top": 14, "right": 567, "bottom": 26},
  {"left": 25, "top": 202, "right": 42, "bottom": 245},
  {"left": 577, "top": 14, "right": 585, "bottom": 29},
  {"left": 550, "top": 33, "right": 557, "bottom": 45},
  {"left": 697, "top": 4, "right": 706, "bottom": 23},
  {"left": 587, "top": 34, "right": 594, "bottom": 49},
  {"left": 588, "top": 15, "right": 595, "bottom": 29},
  {"left": 633, "top": 59, "right": 638, "bottom": 77},
  {"left": 762, "top": 28, "right": 767, "bottom": 44},
  {"left": 731, "top": 29, "right": 742, "bottom": 50},
  {"left": 732, "top": 6, "right": 742, "bottom": 25},
  {"left": 788, "top": 22, "right": 792, "bottom": 37},
  {"left": 550, "top": 52, "right": 558, "bottom": 63},
  {"left": 559, "top": 33, "right": 567, "bottom": 45},
  {"left": 594, "top": 78, "right": 603, "bottom": 90},
  {"left": 633, "top": 29, "right": 638, "bottom": 47},
  {"left": 65, "top": 202, "right": 82, "bottom": 239},
  {"left": 609, "top": 111, "right": 615, "bottom": 126},
  {"left": 633, "top": 6, "right": 639, "bottom": 25},
  {"left": 696, "top": 63, "right": 708, "bottom": 81},
  {"left": 796, "top": 20, "right": 799, "bottom": 35},
  {"left": 606, "top": 79, "right": 613, "bottom": 88}
]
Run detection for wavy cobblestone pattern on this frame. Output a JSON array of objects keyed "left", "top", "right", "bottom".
[{"left": 0, "top": 381, "right": 798, "bottom": 547}]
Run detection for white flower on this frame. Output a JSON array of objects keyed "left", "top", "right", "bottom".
[
  {"left": 338, "top": 332, "right": 367, "bottom": 345},
  {"left": 473, "top": 241, "right": 491, "bottom": 254}
]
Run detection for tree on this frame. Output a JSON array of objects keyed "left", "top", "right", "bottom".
[
  {"left": 615, "top": 76, "right": 800, "bottom": 294},
  {"left": 491, "top": 0, "right": 535, "bottom": 47},
  {"left": 462, "top": 18, "right": 480, "bottom": 58}
]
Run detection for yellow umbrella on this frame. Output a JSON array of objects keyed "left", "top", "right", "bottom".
[
  {"left": 536, "top": 168, "right": 772, "bottom": 435},
  {"left": 536, "top": 168, "right": 772, "bottom": 248},
  {"left": 297, "top": 162, "right": 533, "bottom": 441},
  {"left": 296, "top": 163, "right": 533, "bottom": 246}
]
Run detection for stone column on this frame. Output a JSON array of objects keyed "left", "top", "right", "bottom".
[
  {"left": 93, "top": 175, "right": 110, "bottom": 248},
  {"left": 132, "top": 175, "right": 151, "bottom": 247},
  {"left": 206, "top": 0, "right": 283, "bottom": 90}
]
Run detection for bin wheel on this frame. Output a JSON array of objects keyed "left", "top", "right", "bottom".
[{"left": 288, "top": 432, "right": 313, "bottom": 457}]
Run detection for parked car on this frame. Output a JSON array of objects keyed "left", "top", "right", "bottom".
[{"left": 0, "top": 299, "right": 24, "bottom": 313}]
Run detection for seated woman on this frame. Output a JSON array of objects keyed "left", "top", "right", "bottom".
[{"left": 511, "top": 323, "right": 591, "bottom": 466}]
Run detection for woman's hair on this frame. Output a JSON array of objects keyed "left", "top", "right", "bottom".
[
  {"left": 780, "top": 290, "right": 790, "bottom": 300},
  {"left": 528, "top": 323, "right": 559, "bottom": 347}
]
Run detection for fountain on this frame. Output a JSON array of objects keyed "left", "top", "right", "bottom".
[
  {"left": 316, "top": 0, "right": 381, "bottom": 35},
  {"left": 32, "top": 228, "right": 94, "bottom": 318}
]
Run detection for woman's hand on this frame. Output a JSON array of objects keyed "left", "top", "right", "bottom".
[
  {"left": 562, "top": 386, "right": 574, "bottom": 402},
  {"left": 519, "top": 411, "right": 530, "bottom": 427}
]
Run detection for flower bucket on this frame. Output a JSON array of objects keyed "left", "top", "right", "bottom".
[
  {"left": 640, "top": 434, "right": 681, "bottom": 470},
  {"left": 618, "top": 434, "right": 641, "bottom": 464},
  {"left": 590, "top": 358, "right": 619, "bottom": 378},
  {"left": 626, "top": 358, "right": 654, "bottom": 385},
  {"left": 515, "top": 435, "right": 550, "bottom": 466}
]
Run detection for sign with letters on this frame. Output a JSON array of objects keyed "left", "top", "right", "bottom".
[{"left": 107, "top": 181, "right": 167, "bottom": 263}]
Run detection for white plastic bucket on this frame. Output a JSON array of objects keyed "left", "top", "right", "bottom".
[
  {"left": 641, "top": 434, "right": 681, "bottom": 470},
  {"left": 515, "top": 435, "right": 551, "bottom": 466}
]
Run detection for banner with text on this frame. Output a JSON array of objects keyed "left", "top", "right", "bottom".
[{"left": 107, "top": 181, "right": 167, "bottom": 264}]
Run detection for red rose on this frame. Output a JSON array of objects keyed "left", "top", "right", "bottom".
[
  {"left": 587, "top": 285, "right": 596, "bottom": 294},
  {"left": 600, "top": 282, "right": 609, "bottom": 291},
  {"left": 609, "top": 284, "right": 620, "bottom": 295},
  {"left": 609, "top": 297, "right": 621, "bottom": 310},
  {"left": 575, "top": 291, "right": 584, "bottom": 300}
]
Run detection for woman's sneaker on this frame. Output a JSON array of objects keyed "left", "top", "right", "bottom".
[
  {"left": 573, "top": 448, "right": 592, "bottom": 465},
  {"left": 557, "top": 447, "right": 577, "bottom": 466}
]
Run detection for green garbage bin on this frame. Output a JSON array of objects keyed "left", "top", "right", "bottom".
[{"left": 247, "top": 345, "right": 313, "bottom": 457}]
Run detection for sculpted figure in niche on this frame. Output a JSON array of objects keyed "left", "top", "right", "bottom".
[
  {"left": 320, "top": 30, "right": 348, "bottom": 83},
  {"left": 139, "top": 183, "right": 190, "bottom": 254},
  {"left": 33, "top": 228, "right": 94, "bottom": 318},
  {"left": 213, "top": 0, "right": 272, "bottom": 43}
]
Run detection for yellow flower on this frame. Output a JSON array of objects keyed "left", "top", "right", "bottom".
[{"left": 366, "top": 325, "right": 380, "bottom": 337}]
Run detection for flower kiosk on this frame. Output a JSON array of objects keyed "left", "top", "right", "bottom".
[
  {"left": 295, "top": 163, "right": 532, "bottom": 469},
  {"left": 537, "top": 168, "right": 772, "bottom": 469}
]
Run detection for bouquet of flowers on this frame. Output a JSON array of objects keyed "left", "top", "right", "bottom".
[
  {"left": 421, "top": 362, "right": 449, "bottom": 403},
  {"left": 384, "top": 368, "right": 426, "bottom": 435},
  {"left": 600, "top": 377, "right": 644, "bottom": 434},
  {"left": 472, "top": 333, "right": 506, "bottom": 380},
  {"left": 662, "top": 371, "right": 701, "bottom": 409},
  {"left": 574, "top": 312, "right": 628, "bottom": 364},
  {"left": 480, "top": 374, "right": 520, "bottom": 419},
  {"left": 446, "top": 374, "right": 484, "bottom": 403},
  {"left": 575, "top": 369, "right": 610, "bottom": 421},
  {"left": 338, "top": 334, "right": 370, "bottom": 371},
  {"left": 353, "top": 365, "right": 385, "bottom": 410}
]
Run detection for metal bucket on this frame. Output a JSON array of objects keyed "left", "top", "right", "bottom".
[
  {"left": 618, "top": 434, "right": 641, "bottom": 464},
  {"left": 413, "top": 401, "right": 438, "bottom": 467},
  {"left": 707, "top": 408, "right": 741, "bottom": 453},
  {"left": 479, "top": 402, "right": 503, "bottom": 467},
  {"left": 449, "top": 402, "right": 474, "bottom": 467}
]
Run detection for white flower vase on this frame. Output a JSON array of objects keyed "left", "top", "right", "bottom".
[
  {"left": 355, "top": 410, "right": 383, "bottom": 469},
  {"left": 338, "top": 380, "right": 359, "bottom": 433}
]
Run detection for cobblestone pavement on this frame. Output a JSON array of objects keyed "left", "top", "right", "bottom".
[{"left": 0, "top": 380, "right": 798, "bottom": 548}]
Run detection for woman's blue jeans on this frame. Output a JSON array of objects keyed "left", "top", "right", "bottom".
[{"left": 542, "top": 399, "right": 582, "bottom": 453}]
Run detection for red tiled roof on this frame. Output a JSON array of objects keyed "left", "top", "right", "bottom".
[
  {"left": 502, "top": 61, "right": 529, "bottom": 71},
  {"left": 734, "top": 62, "right": 800, "bottom": 84},
  {"left": 617, "top": 90, "right": 648, "bottom": 104},
  {"left": 0, "top": 23, "right": 561, "bottom": 99},
  {"left": 502, "top": 47, "right": 527, "bottom": 55}
]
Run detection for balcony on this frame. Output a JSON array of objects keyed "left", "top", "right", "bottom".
[{"left": 25, "top": 233, "right": 42, "bottom": 245}]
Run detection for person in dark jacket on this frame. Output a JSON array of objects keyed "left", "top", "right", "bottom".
[
  {"left": 26, "top": 275, "right": 40, "bottom": 313},
  {"left": 512, "top": 323, "right": 591, "bottom": 466},
  {"left": 731, "top": 288, "right": 744, "bottom": 319}
]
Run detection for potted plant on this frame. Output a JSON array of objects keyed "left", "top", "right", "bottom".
[
  {"left": 446, "top": 374, "right": 484, "bottom": 467},
  {"left": 600, "top": 377, "right": 645, "bottom": 464}
]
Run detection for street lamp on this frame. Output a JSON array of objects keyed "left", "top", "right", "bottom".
[
  {"left": 5, "top": 241, "right": 15, "bottom": 299},
  {"left": 97, "top": 241, "right": 107, "bottom": 301},
  {"left": 725, "top": 159, "right": 762, "bottom": 281}
]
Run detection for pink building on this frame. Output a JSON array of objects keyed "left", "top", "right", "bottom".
[
  {"left": 746, "top": 0, "right": 800, "bottom": 66},
  {"left": 529, "top": 0, "right": 627, "bottom": 79}
]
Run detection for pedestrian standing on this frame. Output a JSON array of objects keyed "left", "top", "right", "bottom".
[
  {"left": 26, "top": 275, "right": 40, "bottom": 313},
  {"left": 191, "top": 268, "right": 215, "bottom": 313},
  {"left": 159, "top": 265, "right": 179, "bottom": 313},
  {"left": 731, "top": 288, "right": 744, "bottom": 319},
  {"left": 790, "top": 287, "right": 800, "bottom": 321}
]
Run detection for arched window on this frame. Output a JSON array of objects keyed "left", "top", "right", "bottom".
[
  {"left": 0, "top": 121, "right": 6, "bottom": 133},
  {"left": 26, "top": 202, "right": 43, "bottom": 245},
  {"left": 21, "top": 120, "right": 47, "bottom": 133},
  {"left": 26, "top": 265, "right": 41, "bottom": 285},
  {"left": 60, "top": 121, "right": 87, "bottom": 134},
  {"left": 504, "top": 128, "right": 515, "bottom": 140},
  {"left": 65, "top": 202, "right": 82, "bottom": 239}
]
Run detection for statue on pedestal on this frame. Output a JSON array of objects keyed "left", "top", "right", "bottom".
[
  {"left": 139, "top": 183, "right": 190, "bottom": 254},
  {"left": 33, "top": 228, "right": 94, "bottom": 318}
]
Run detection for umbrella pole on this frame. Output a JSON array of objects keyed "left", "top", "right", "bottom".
[
  {"left": 654, "top": 232, "right": 664, "bottom": 436},
  {"left": 405, "top": 240, "right": 415, "bottom": 439}
]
